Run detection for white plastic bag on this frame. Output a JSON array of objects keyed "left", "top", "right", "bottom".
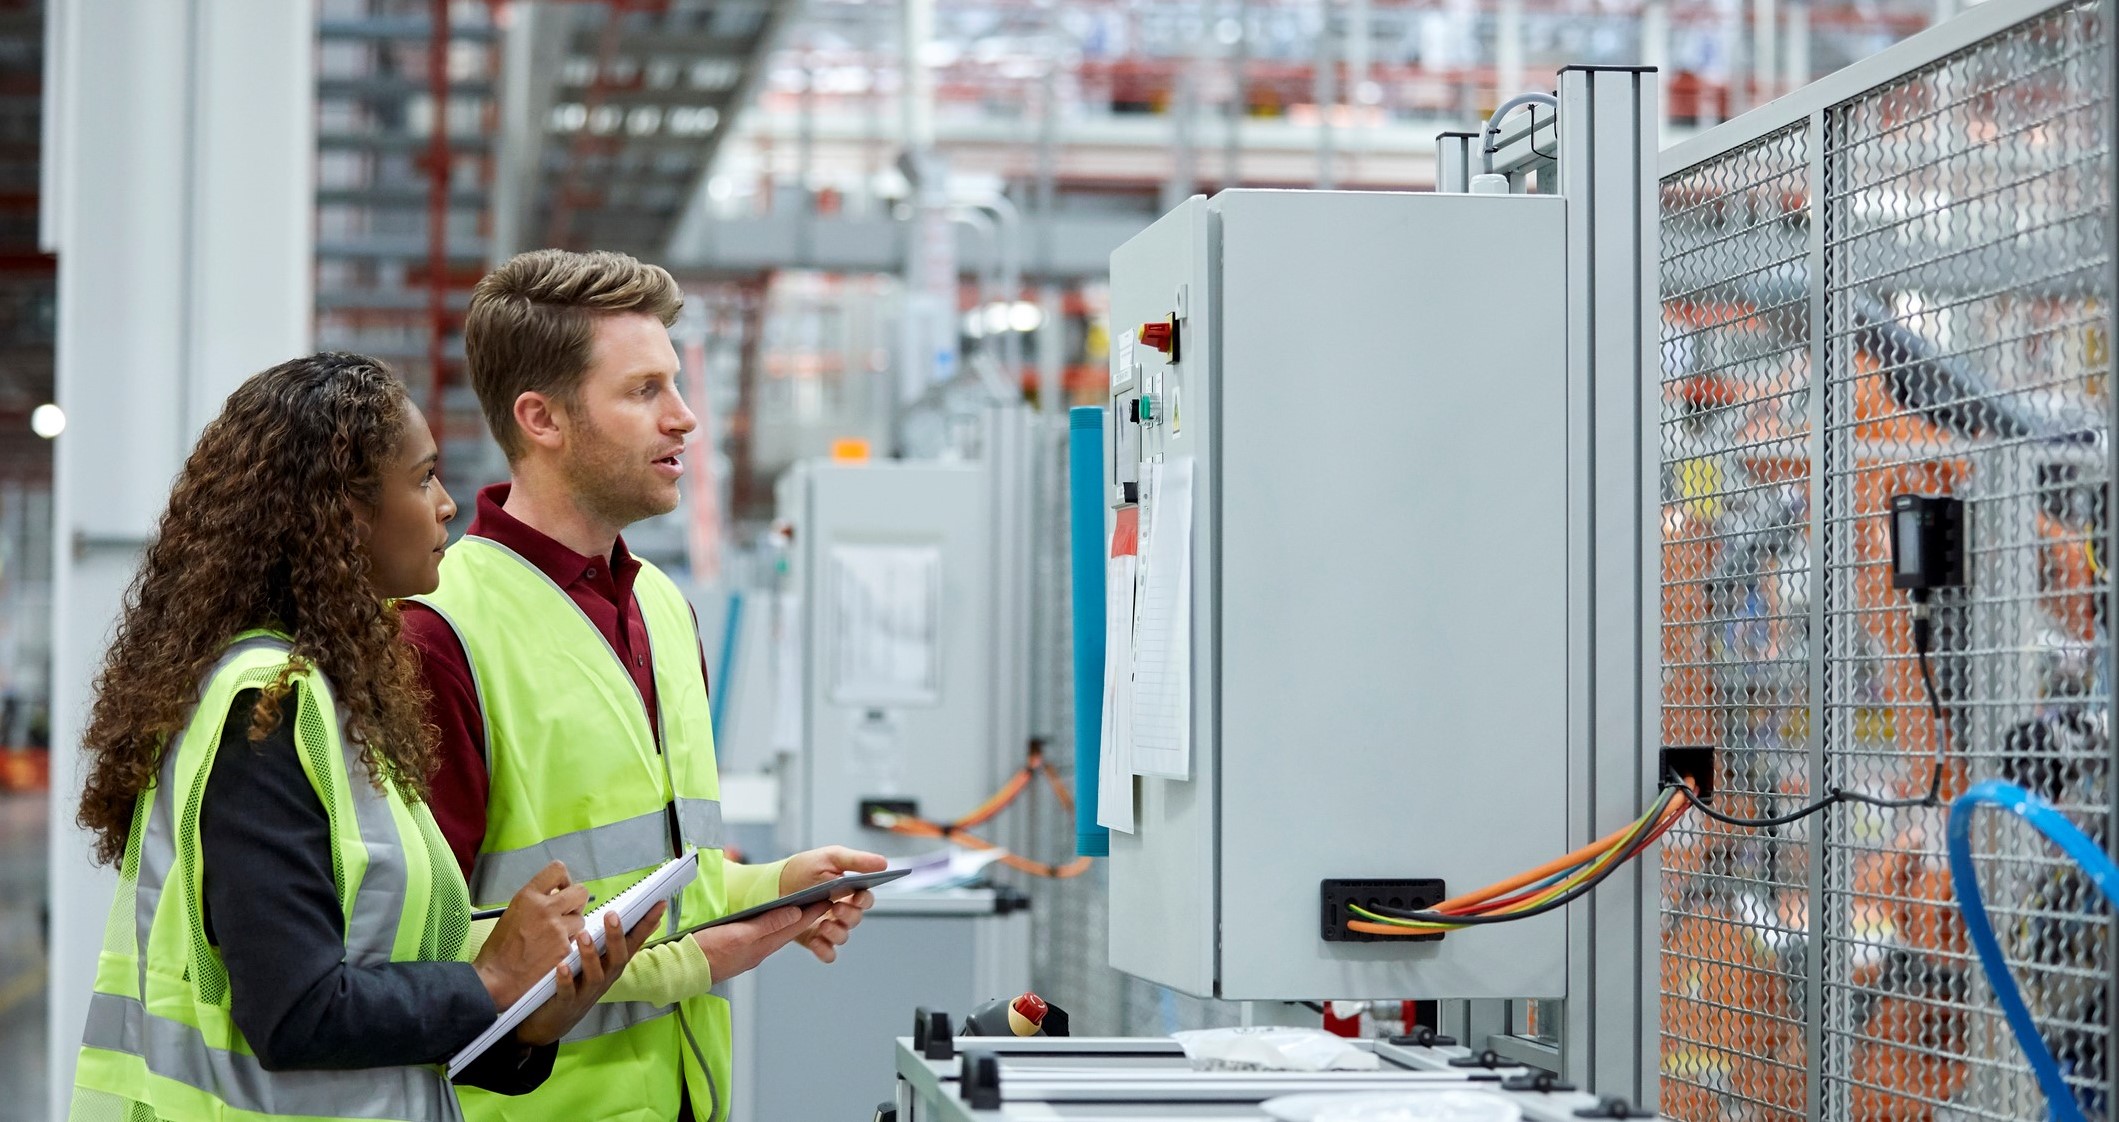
[{"left": 1170, "top": 1027, "right": 1382, "bottom": 1073}]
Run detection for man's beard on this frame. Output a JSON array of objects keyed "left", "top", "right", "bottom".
[{"left": 563, "top": 413, "right": 678, "bottom": 533}]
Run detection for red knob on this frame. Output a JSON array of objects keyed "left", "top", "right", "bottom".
[
  {"left": 1012, "top": 993, "right": 1049, "bottom": 1025},
  {"left": 1139, "top": 321, "right": 1175, "bottom": 354}
]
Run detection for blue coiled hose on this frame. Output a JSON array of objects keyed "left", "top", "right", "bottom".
[{"left": 1947, "top": 780, "right": 2118, "bottom": 1122}]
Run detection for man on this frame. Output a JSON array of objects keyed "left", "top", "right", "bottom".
[{"left": 403, "top": 249, "right": 887, "bottom": 1122}]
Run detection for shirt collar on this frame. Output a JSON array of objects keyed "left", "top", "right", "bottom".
[{"left": 463, "top": 482, "right": 641, "bottom": 589}]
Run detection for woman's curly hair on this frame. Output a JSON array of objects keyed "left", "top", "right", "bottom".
[{"left": 79, "top": 353, "right": 436, "bottom": 866}]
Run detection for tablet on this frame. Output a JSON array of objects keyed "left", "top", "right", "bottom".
[{"left": 659, "top": 867, "right": 912, "bottom": 942}]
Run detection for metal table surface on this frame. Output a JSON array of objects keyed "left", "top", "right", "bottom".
[{"left": 892, "top": 1037, "right": 1665, "bottom": 1121}]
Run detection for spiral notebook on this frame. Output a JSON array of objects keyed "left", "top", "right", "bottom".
[{"left": 447, "top": 851, "right": 698, "bottom": 1078}]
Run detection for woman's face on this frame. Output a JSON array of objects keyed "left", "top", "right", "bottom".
[{"left": 363, "top": 402, "right": 456, "bottom": 599}]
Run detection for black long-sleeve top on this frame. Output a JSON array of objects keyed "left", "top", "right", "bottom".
[{"left": 198, "top": 688, "right": 555, "bottom": 1093}]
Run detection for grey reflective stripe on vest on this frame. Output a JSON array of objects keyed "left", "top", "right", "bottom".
[
  {"left": 468, "top": 807, "right": 672, "bottom": 905},
  {"left": 339, "top": 703, "right": 410, "bottom": 966},
  {"left": 676, "top": 797, "right": 723, "bottom": 852},
  {"left": 558, "top": 998, "right": 674, "bottom": 1045},
  {"left": 84, "top": 988, "right": 461, "bottom": 1121}
]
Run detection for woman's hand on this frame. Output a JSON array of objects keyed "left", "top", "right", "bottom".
[
  {"left": 515, "top": 902, "right": 664, "bottom": 1046},
  {"left": 471, "top": 860, "right": 589, "bottom": 1009}
]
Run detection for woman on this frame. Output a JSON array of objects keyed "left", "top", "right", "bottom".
[{"left": 68, "top": 353, "right": 661, "bottom": 1121}]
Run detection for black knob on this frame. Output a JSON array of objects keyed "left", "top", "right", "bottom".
[
  {"left": 1448, "top": 1049, "right": 1506, "bottom": 1069},
  {"left": 922, "top": 1011, "right": 955, "bottom": 1060},
  {"left": 1574, "top": 1096, "right": 1653, "bottom": 1119},
  {"left": 961, "top": 1049, "right": 1002, "bottom": 1110},
  {"left": 1501, "top": 1071, "right": 1576, "bottom": 1094}
]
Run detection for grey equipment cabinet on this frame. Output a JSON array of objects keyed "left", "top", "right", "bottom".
[
  {"left": 729, "top": 889, "right": 1031, "bottom": 1122},
  {"left": 1104, "top": 189, "right": 1574, "bottom": 1001}
]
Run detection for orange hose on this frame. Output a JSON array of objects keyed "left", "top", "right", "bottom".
[
  {"left": 952, "top": 769, "right": 1034, "bottom": 830},
  {"left": 879, "top": 748, "right": 1094, "bottom": 879},
  {"left": 1040, "top": 761, "right": 1076, "bottom": 815}
]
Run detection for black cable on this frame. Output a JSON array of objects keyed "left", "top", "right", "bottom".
[
  {"left": 1668, "top": 607, "right": 1948, "bottom": 825},
  {"left": 1361, "top": 601, "right": 1953, "bottom": 930}
]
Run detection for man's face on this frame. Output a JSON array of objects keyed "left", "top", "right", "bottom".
[{"left": 556, "top": 312, "right": 695, "bottom": 531}]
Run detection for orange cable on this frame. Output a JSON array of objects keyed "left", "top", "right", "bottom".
[
  {"left": 1421, "top": 800, "right": 1676, "bottom": 914},
  {"left": 880, "top": 748, "right": 1093, "bottom": 879},
  {"left": 1343, "top": 798, "right": 1691, "bottom": 937}
]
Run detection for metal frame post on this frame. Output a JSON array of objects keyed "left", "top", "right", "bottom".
[
  {"left": 1553, "top": 64, "right": 1662, "bottom": 1105},
  {"left": 1435, "top": 131, "right": 1476, "bottom": 193},
  {"left": 2104, "top": 4, "right": 2118, "bottom": 1116},
  {"left": 1802, "top": 105, "right": 1831, "bottom": 1122}
]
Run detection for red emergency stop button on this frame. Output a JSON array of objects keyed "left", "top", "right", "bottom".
[{"left": 1139, "top": 320, "right": 1175, "bottom": 355}]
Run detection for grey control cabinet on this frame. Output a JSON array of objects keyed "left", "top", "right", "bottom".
[
  {"left": 775, "top": 461, "right": 1003, "bottom": 858},
  {"left": 1105, "top": 189, "right": 1573, "bottom": 1000}
]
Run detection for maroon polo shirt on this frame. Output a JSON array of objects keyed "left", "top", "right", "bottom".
[{"left": 401, "top": 482, "right": 708, "bottom": 880}]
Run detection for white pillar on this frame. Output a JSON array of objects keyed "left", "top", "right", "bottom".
[
  {"left": 45, "top": 2, "right": 313, "bottom": 1115},
  {"left": 1313, "top": 0, "right": 1337, "bottom": 189},
  {"left": 1496, "top": 0, "right": 1525, "bottom": 98},
  {"left": 1642, "top": 0, "right": 1671, "bottom": 129},
  {"left": 1716, "top": 0, "right": 1745, "bottom": 118},
  {"left": 901, "top": 0, "right": 935, "bottom": 152},
  {"left": 1785, "top": 0, "right": 1812, "bottom": 91},
  {"left": 1752, "top": 0, "right": 1777, "bottom": 106}
]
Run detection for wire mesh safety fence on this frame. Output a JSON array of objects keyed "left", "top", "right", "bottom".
[
  {"left": 1660, "top": 120, "right": 1817, "bottom": 1122},
  {"left": 1659, "top": 2, "right": 2115, "bottom": 1119}
]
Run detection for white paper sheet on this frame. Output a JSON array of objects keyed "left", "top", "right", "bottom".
[
  {"left": 1129, "top": 457, "right": 1193, "bottom": 779},
  {"left": 881, "top": 847, "right": 1008, "bottom": 892},
  {"left": 1098, "top": 553, "right": 1138, "bottom": 832},
  {"left": 828, "top": 543, "right": 943, "bottom": 706}
]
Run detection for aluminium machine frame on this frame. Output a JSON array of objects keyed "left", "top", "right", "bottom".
[{"left": 1435, "top": 67, "right": 1666, "bottom": 1106}]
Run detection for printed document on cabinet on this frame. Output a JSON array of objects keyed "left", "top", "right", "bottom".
[{"left": 1129, "top": 456, "right": 1193, "bottom": 779}]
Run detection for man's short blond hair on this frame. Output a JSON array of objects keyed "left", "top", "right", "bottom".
[{"left": 463, "top": 249, "right": 683, "bottom": 460}]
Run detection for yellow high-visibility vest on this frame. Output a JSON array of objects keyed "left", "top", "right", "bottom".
[
  {"left": 73, "top": 633, "right": 473, "bottom": 1122},
  {"left": 414, "top": 537, "right": 730, "bottom": 1122}
]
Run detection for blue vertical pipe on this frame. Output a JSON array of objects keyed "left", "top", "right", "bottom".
[
  {"left": 710, "top": 590, "right": 743, "bottom": 737},
  {"left": 1069, "top": 406, "right": 1110, "bottom": 857}
]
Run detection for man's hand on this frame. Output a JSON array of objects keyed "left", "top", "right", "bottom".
[
  {"left": 692, "top": 902, "right": 832, "bottom": 983},
  {"left": 516, "top": 902, "right": 664, "bottom": 1046},
  {"left": 778, "top": 845, "right": 887, "bottom": 965}
]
